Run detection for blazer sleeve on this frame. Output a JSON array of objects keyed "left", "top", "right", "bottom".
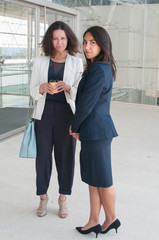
[
  {"left": 30, "top": 58, "right": 46, "bottom": 101},
  {"left": 66, "top": 58, "right": 83, "bottom": 101},
  {"left": 71, "top": 64, "right": 108, "bottom": 133}
]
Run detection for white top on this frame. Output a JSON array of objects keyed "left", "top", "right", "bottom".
[{"left": 30, "top": 54, "right": 83, "bottom": 119}]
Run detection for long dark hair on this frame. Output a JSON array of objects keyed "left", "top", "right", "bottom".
[
  {"left": 83, "top": 26, "right": 116, "bottom": 81},
  {"left": 41, "top": 21, "right": 80, "bottom": 56}
]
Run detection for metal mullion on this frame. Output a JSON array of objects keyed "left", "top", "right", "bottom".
[
  {"left": 35, "top": 6, "right": 40, "bottom": 57},
  {"left": 0, "top": 32, "right": 35, "bottom": 37}
]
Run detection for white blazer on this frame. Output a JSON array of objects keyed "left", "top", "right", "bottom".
[{"left": 30, "top": 54, "right": 83, "bottom": 119}]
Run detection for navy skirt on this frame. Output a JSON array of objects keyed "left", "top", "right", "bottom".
[{"left": 80, "top": 139, "right": 113, "bottom": 188}]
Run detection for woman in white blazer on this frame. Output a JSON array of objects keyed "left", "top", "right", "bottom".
[{"left": 30, "top": 21, "right": 83, "bottom": 218}]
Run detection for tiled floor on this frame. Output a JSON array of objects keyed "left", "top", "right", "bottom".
[{"left": 0, "top": 102, "right": 159, "bottom": 240}]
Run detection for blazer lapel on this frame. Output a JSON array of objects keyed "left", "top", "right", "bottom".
[
  {"left": 63, "top": 54, "right": 74, "bottom": 86},
  {"left": 40, "top": 56, "right": 50, "bottom": 84}
]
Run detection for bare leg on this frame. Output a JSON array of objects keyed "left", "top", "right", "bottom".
[
  {"left": 59, "top": 194, "right": 66, "bottom": 201},
  {"left": 99, "top": 185, "right": 116, "bottom": 231},
  {"left": 58, "top": 194, "right": 68, "bottom": 218},
  {"left": 82, "top": 185, "right": 101, "bottom": 230},
  {"left": 40, "top": 194, "right": 47, "bottom": 200}
]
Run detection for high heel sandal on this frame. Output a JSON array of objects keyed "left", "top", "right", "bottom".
[
  {"left": 76, "top": 224, "right": 101, "bottom": 238},
  {"left": 37, "top": 195, "right": 48, "bottom": 217},
  {"left": 101, "top": 219, "right": 121, "bottom": 234},
  {"left": 58, "top": 198, "right": 68, "bottom": 218}
]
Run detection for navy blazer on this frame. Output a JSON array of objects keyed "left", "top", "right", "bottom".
[{"left": 71, "top": 62, "right": 118, "bottom": 141}]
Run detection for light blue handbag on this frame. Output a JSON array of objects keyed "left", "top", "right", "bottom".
[{"left": 19, "top": 119, "right": 37, "bottom": 158}]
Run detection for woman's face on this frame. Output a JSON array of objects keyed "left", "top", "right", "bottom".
[
  {"left": 52, "top": 30, "right": 68, "bottom": 53},
  {"left": 83, "top": 32, "right": 101, "bottom": 62}
]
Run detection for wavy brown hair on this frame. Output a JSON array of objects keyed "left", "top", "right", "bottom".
[
  {"left": 83, "top": 26, "right": 116, "bottom": 81},
  {"left": 41, "top": 21, "right": 80, "bottom": 57}
]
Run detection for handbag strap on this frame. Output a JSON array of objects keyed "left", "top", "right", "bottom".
[{"left": 25, "top": 96, "right": 36, "bottom": 125}]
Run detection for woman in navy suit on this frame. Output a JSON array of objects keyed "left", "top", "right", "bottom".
[{"left": 70, "top": 26, "right": 121, "bottom": 237}]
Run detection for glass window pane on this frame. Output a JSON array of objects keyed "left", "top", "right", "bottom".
[{"left": 0, "top": 0, "right": 35, "bottom": 137}]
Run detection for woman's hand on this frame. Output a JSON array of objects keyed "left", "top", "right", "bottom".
[
  {"left": 56, "top": 81, "right": 71, "bottom": 94},
  {"left": 39, "top": 83, "right": 56, "bottom": 95},
  {"left": 39, "top": 82, "right": 71, "bottom": 95},
  {"left": 69, "top": 126, "right": 80, "bottom": 140}
]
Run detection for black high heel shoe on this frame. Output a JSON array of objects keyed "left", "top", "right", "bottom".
[
  {"left": 101, "top": 219, "right": 121, "bottom": 234},
  {"left": 76, "top": 224, "right": 101, "bottom": 238}
]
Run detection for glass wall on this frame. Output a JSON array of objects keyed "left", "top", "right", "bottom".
[{"left": 0, "top": 0, "right": 77, "bottom": 139}]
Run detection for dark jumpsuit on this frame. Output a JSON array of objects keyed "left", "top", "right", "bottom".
[{"left": 35, "top": 59, "right": 76, "bottom": 195}]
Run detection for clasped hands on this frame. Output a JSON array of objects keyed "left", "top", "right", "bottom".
[
  {"left": 39, "top": 81, "right": 70, "bottom": 95},
  {"left": 69, "top": 126, "right": 80, "bottom": 141}
]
